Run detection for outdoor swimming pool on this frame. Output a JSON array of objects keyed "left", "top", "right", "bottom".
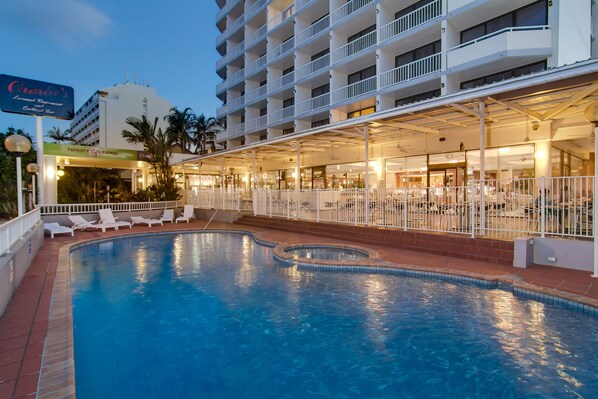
[
  {"left": 284, "top": 245, "right": 369, "bottom": 261},
  {"left": 70, "top": 232, "right": 598, "bottom": 398}
]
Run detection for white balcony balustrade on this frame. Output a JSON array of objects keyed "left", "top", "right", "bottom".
[
  {"left": 216, "top": 104, "right": 228, "bottom": 118},
  {"left": 380, "top": 53, "right": 441, "bottom": 89},
  {"left": 245, "top": 0, "right": 268, "bottom": 20},
  {"left": 229, "top": 95, "right": 245, "bottom": 111},
  {"left": 246, "top": 85, "right": 268, "bottom": 103},
  {"left": 268, "top": 72, "right": 295, "bottom": 93},
  {"left": 216, "top": 15, "right": 245, "bottom": 46},
  {"left": 269, "top": 38, "right": 295, "bottom": 62},
  {"left": 246, "top": 115, "right": 268, "bottom": 132},
  {"left": 226, "top": 68, "right": 245, "bottom": 89},
  {"left": 379, "top": 0, "right": 442, "bottom": 43},
  {"left": 269, "top": 106, "right": 295, "bottom": 123},
  {"left": 297, "top": 14, "right": 330, "bottom": 45},
  {"left": 246, "top": 54, "right": 268, "bottom": 76},
  {"left": 216, "top": 80, "right": 227, "bottom": 94},
  {"left": 221, "top": 122, "right": 245, "bottom": 140},
  {"left": 296, "top": 93, "right": 329, "bottom": 114},
  {"left": 332, "top": 76, "right": 376, "bottom": 104},
  {"left": 332, "top": 30, "right": 376, "bottom": 64},
  {"left": 216, "top": 0, "right": 240, "bottom": 22},
  {"left": 246, "top": 24, "right": 267, "bottom": 47},
  {"left": 268, "top": 3, "right": 295, "bottom": 30},
  {"left": 331, "top": 0, "right": 374, "bottom": 25},
  {"left": 296, "top": 54, "right": 330, "bottom": 80}
]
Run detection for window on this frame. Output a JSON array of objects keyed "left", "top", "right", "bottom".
[
  {"left": 312, "top": 118, "right": 330, "bottom": 128},
  {"left": 311, "top": 13, "right": 329, "bottom": 26},
  {"left": 311, "top": 48, "right": 329, "bottom": 61},
  {"left": 348, "top": 65, "right": 376, "bottom": 85},
  {"left": 395, "top": 0, "right": 435, "bottom": 19},
  {"left": 283, "top": 66, "right": 294, "bottom": 75},
  {"left": 283, "top": 97, "right": 294, "bottom": 108},
  {"left": 260, "top": 80, "right": 267, "bottom": 87},
  {"left": 312, "top": 83, "right": 330, "bottom": 98},
  {"left": 395, "top": 89, "right": 441, "bottom": 107},
  {"left": 460, "top": 61, "right": 546, "bottom": 90},
  {"left": 240, "top": 115, "right": 245, "bottom": 123},
  {"left": 347, "top": 107, "right": 375, "bottom": 119},
  {"left": 240, "top": 138, "right": 246, "bottom": 145},
  {"left": 347, "top": 24, "right": 376, "bottom": 43},
  {"left": 283, "top": 127, "right": 295, "bottom": 135},
  {"left": 260, "top": 107, "right": 267, "bottom": 116},
  {"left": 259, "top": 134, "right": 268, "bottom": 141},
  {"left": 460, "top": 0, "right": 547, "bottom": 43},
  {"left": 395, "top": 40, "right": 441, "bottom": 68}
]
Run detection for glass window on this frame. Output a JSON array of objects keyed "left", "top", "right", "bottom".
[
  {"left": 516, "top": 1, "right": 547, "bottom": 26},
  {"left": 486, "top": 14, "right": 513, "bottom": 35},
  {"left": 347, "top": 24, "right": 376, "bottom": 43},
  {"left": 348, "top": 65, "right": 376, "bottom": 85},
  {"left": 283, "top": 97, "right": 294, "bottom": 108},
  {"left": 395, "top": 89, "right": 441, "bottom": 107},
  {"left": 347, "top": 106, "right": 375, "bottom": 119},
  {"left": 311, "top": 83, "right": 330, "bottom": 97}
]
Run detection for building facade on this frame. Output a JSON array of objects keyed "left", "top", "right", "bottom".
[{"left": 69, "top": 82, "right": 173, "bottom": 151}]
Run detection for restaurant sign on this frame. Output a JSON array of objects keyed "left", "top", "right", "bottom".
[
  {"left": 0, "top": 74, "right": 74, "bottom": 120},
  {"left": 44, "top": 143, "right": 148, "bottom": 161}
]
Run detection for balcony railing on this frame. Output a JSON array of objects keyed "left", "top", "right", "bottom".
[
  {"left": 216, "top": 80, "right": 227, "bottom": 94},
  {"left": 0, "top": 208, "right": 40, "bottom": 257},
  {"left": 246, "top": 115, "right": 268, "bottom": 132},
  {"left": 246, "top": 23, "right": 267, "bottom": 47},
  {"left": 216, "top": 41, "right": 244, "bottom": 70},
  {"left": 332, "top": 30, "right": 376, "bottom": 64},
  {"left": 449, "top": 25, "right": 550, "bottom": 52},
  {"left": 331, "top": 76, "right": 376, "bottom": 104},
  {"left": 245, "top": 0, "right": 268, "bottom": 20},
  {"left": 38, "top": 201, "right": 182, "bottom": 216},
  {"left": 268, "top": 3, "right": 295, "bottom": 30},
  {"left": 268, "top": 72, "right": 295, "bottom": 93},
  {"left": 224, "top": 122, "right": 246, "bottom": 139},
  {"left": 379, "top": 53, "right": 441, "bottom": 89},
  {"left": 216, "top": 14, "right": 245, "bottom": 45},
  {"left": 269, "top": 106, "right": 295, "bottom": 124},
  {"left": 331, "top": 0, "right": 374, "bottom": 25},
  {"left": 229, "top": 95, "right": 245, "bottom": 112},
  {"left": 296, "top": 93, "right": 329, "bottom": 114},
  {"left": 296, "top": 54, "right": 330, "bottom": 80},
  {"left": 246, "top": 85, "right": 268, "bottom": 103},
  {"left": 227, "top": 68, "right": 245, "bottom": 88},
  {"left": 297, "top": 14, "right": 330, "bottom": 45},
  {"left": 269, "top": 37, "right": 295, "bottom": 63},
  {"left": 379, "top": 0, "right": 442, "bottom": 43},
  {"left": 246, "top": 54, "right": 268, "bottom": 76},
  {"left": 216, "top": 0, "right": 240, "bottom": 22},
  {"left": 216, "top": 104, "right": 228, "bottom": 118}
]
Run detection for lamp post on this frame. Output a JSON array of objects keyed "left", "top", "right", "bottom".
[
  {"left": 584, "top": 101, "right": 598, "bottom": 278},
  {"left": 26, "top": 163, "right": 40, "bottom": 209},
  {"left": 4, "top": 134, "right": 32, "bottom": 216}
]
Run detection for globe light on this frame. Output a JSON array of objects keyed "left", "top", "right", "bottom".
[
  {"left": 57, "top": 169, "right": 65, "bottom": 177},
  {"left": 3, "top": 134, "right": 32, "bottom": 216}
]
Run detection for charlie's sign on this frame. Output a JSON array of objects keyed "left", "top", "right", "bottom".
[{"left": 0, "top": 74, "right": 74, "bottom": 120}]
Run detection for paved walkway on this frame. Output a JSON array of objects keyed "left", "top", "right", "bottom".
[{"left": 0, "top": 220, "right": 596, "bottom": 398}]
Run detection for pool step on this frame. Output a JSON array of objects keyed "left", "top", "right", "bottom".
[{"left": 234, "top": 215, "right": 514, "bottom": 265}]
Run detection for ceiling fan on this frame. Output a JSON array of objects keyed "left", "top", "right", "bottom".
[{"left": 396, "top": 129, "right": 409, "bottom": 153}]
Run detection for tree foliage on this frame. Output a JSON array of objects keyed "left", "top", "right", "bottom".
[
  {"left": 194, "top": 113, "right": 220, "bottom": 154},
  {"left": 47, "top": 126, "right": 75, "bottom": 143},
  {"left": 165, "top": 107, "right": 194, "bottom": 153}
]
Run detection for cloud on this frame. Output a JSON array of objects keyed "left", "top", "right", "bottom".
[{"left": 0, "top": 0, "right": 111, "bottom": 51}]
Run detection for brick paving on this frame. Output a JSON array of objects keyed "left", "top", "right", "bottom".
[{"left": 0, "top": 220, "right": 596, "bottom": 398}]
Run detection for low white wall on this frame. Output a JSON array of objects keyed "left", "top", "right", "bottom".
[
  {"left": 0, "top": 223, "right": 45, "bottom": 317},
  {"left": 533, "top": 237, "right": 593, "bottom": 271}
]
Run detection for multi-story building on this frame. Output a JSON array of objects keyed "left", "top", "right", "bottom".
[
  {"left": 70, "top": 82, "right": 172, "bottom": 150},
  {"left": 215, "top": 0, "right": 594, "bottom": 149}
]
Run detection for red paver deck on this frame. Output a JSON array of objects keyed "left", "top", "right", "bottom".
[{"left": 0, "top": 220, "right": 596, "bottom": 398}]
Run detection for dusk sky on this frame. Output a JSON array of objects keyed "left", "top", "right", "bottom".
[{"left": 0, "top": 0, "right": 220, "bottom": 144}]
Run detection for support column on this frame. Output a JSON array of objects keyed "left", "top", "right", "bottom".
[
  {"left": 479, "top": 101, "right": 486, "bottom": 234},
  {"left": 252, "top": 150, "right": 257, "bottom": 190},
  {"left": 36, "top": 116, "right": 44, "bottom": 205},
  {"left": 364, "top": 124, "right": 370, "bottom": 225},
  {"left": 594, "top": 125, "right": 598, "bottom": 277},
  {"left": 296, "top": 143, "right": 301, "bottom": 216}
]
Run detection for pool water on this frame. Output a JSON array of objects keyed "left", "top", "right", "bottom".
[
  {"left": 284, "top": 245, "right": 369, "bottom": 261},
  {"left": 70, "top": 233, "right": 598, "bottom": 399}
]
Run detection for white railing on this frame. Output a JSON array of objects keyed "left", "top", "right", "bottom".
[
  {"left": 331, "top": 76, "right": 376, "bottom": 104},
  {"left": 186, "top": 189, "right": 244, "bottom": 211},
  {"left": 268, "top": 3, "right": 295, "bottom": 30},
  {"left": 246, "top": 54, "right": 268, "bottom": 76},
  {"left": 448, "top": 25, "right": 550, "bottom": 52},
  {"left": 379, "top": 0, "right": 442, "bottom": 43},
  {"left": 246, "top": 24, "right": 268, "bottom": 47},
  {"left": 331, "top": 0, "right": 374, "bottom": 24},
  {"left": 216, "top": 0, "right": 240, "bottom": 22},
  {"left": 217, "top": 14, "right": 246, "bottom": 45},
  {"left": 246, "top": 85, "right": 268, "bottom": 103},
  {"left": 246, "top": 115, "right": 268, "bottom": 132},
  {"left": 268, "top": 72, "right": 294, "bottom": 93},
  {"left": 269, "top": 37, "right": 295, "bottom": 62},
  {"left": 216, "top": 80, "right": 227, "bottom": 94},
  {"left": 227, "top": 122, "right": 246, "bottom": 138},
  {"left": 332, "top": 30, "right": 377, "bottom": 63},
  {"left": 246, "top": 0, "right": 268, "bottom": 19},
  {"left": 39, "top": 201, "right": 183, "bottom": 216},
  {"left": 0, "top": 208, "right": 41, "bottom": 257},
  {"left": 296, "top": 14, "right": 330, "bottom": 45},
  {"left": 379, "top": 53, "right": 441, "bottom": 88},
  {"left": 269, "top": 106, "right": 295, "bottom": 123},
  {"left": 227, "top": 68, "right": 245, "bottom": 87},
  {"left": 296, "top": 93, "right": 329, "bottom": 114},
  {"left": 216, "top": 104, "right": 228, "bottom": 118},
  {"left": 229, "top": 94, "right": 245, "bottom": 111},
  {"left": 251, "top": 176, "right": 596, "bottom": 240},
  {"left": 296, "top": 54, "right": 330, "bottom": 80}
]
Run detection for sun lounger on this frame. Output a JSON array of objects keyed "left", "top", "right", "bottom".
[
  {"left": 44, "top": 223, "right": 74, "bottom": 238},
  {"left": 68, "top": 215, "right": 114, "bottom": 232},
  {"left": 160, "top": 209, "right": 174, "bottom": 223},
  {"left": 130, "top": 216, "right": 163, "bottom": 227},
  {"left": 175, "top": 205, "right": 196, "bottom": 223},
  {"left": 99, "top": 208, "right": 132, "bottom": 230}
]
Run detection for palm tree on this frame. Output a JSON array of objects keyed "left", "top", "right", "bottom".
[
  {"left": 47, "top": 127, "right": 75, "bottom": 143},
  {"left": 164, "top": 107, "right": 194, "bottom": 153},
  {"left": 193, "top": 114, "right": 220, "bottom": 154},
  {"left": 122, "top": 115, "right": 180, "bottom": 200}
]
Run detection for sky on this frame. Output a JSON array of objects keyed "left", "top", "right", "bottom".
[{"left": 0, "top": 0, "right": 220, "bottom": 143}]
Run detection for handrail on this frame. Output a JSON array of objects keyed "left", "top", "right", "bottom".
[
  {"left": 380, "top": 53, "right": 441, "bottom": 88},
  {"left": 38, "top": 201, "right": 183, "bottom": 216},
  {"left": 379, "top": 0, "right": 442, "bottom": 43},
  {"left": 331, "top": 76, "right": 376, "bottom": 104},
  {"left": 0, "top": 208, "right": 41, "bottom": 256},
  {"left": 448, "top": 25, "right": 550, "bottom": 52},
  {"left": 332, "top": 30, "right": 376, "bottom": 63}
]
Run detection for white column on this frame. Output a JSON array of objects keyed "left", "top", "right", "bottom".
[
  {"left": 594, "top": 125, "right": 598, "bottom": 277},
  {"left": 16, "top": 156, "right": 24, "bottom": 216},
  {"left": 252, "top": 150, "right": 257, "bottom": 189},
  {"left": 364, "top": 124, "right": 370, "bottom": 225},
  {"left": 479, "top": 101, "right": 486, "bottom": 234},
  {"left": 43, "top": 155, "right": 57, "bottom": 204},
  {"left": 36, "top": 116, "right": 44, "bottom": 205},
  {"left": 296, "top": 143, "right": 301, "bottom": 216}
]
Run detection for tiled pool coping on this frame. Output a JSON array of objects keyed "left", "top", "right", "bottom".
[{"left": 33, "top": 225, "right": 598, "bottom": 398}]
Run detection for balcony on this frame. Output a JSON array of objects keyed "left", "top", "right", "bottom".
[
  {"left": 219, "top": 122, "right": 245, "bottom": 140},
  {"left": 331, "top": 0, "right": 374, "bottom": 25},
  {"left": 447, "top": 26, "right": 552, "bottom": 74},
  {"left": 296, "top": 93, "right": 329, "bottom": 115},
  {"left": 246, "top": 54, "right": 268, "bottom": 77},
  {"left": 227, "top": 68, "right": 245, "bottom": 89},
  {"left": 269, "top": 38, "right": 295, "bottom": 63},
  {"left": 216, "top": 41, "right": 244, "bottom": 71},
  {"left": 216, "top": 15, "right": 245, "bottom": 46},
  {"left": 246, "top": 115, "right": 268, "bottom": 133},
  {"left": 246, "top": 85, "right": 268, "bottom": 103},
  {"left": 297, "top": 14, "right": 330, "bottom": 46},
  {"left": 228, "top": 95, "right": 245, "bottom": 112},
  {"left": 268, "top": 72, "right": 295, "bottom": 94},
  {"left": 216, "top": 104, "right": 228, "bottom": 119},
  {"left": 379, "top": 0, "right": 442, "bottom": 43},
  {"left": 331, "top": 30, "right": 376, "bottom": 64},
  {"left": 331, "top": 76, "right": 376, "bottom": 104},
  {"left": 380, "top": 53, "right": 441, "bottom": 89},
  {"left": 269, "top": 106, "right": 295, "bottom": 124},
  {"left": 246, "top": 24, "right": 267, "bottom": 48},
  {"left": 296, "top": 54, "right": 330, "bottom": 80},
  {"left": 216, "top": 0, "right": 241, "bottom": 22},
  {"left": 268, "top": 3, "right": 295, "bottom": 31},
  {"left": 246, "top": 0, "right": 268, "bottom": 20}
]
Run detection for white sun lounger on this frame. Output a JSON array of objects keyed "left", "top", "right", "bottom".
[
  {"left": 68, "top": 215, "right": 115, "bottom": 232},
  {"left": 99, "top": 208, "right": 132, "bottom": 230},
  {"left": 160, "top": 209, "right": 174, "bottom": 223},
  {"left": 175, "top": 205, "right": 196, "bottom": 223},
  {"left": 44, "top": 223, "right": 74, "bottom": 238},
  {"left": 130, "top": 216, "right": 163, "bottom": 227}
]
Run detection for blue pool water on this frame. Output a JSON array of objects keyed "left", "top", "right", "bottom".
[
  {"left": 284, "top": 245, "right": 369, "bottom": 261},
  {"left": 71, "top": 232, "right": 598, "bottom": 399}
]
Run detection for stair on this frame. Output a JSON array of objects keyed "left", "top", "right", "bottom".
[{"left": 234, "top": 215, "right": 514, "bottom": 265}]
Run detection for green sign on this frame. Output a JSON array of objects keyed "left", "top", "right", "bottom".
[{"left": 44, "top": 143, "right": 143, "bottom": 161}]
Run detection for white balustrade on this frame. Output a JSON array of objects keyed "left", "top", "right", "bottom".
[
  {"left": 246, "top": 54, "right": 267, "bottom": 76},
  {"left": 296, "top": 15, "right": 330, "bottom": 45},
  {"left": 379, "top": 53, "right": 441, "bottom": 88},
  {"left": 296, "top": 93, "right": 329, "bottom": 114},
  {"left": 269, "top": 37, "right": 295, "bottom": 62},
  {"left": 269, "top": 106, "right": 295, "bottom": 123},
  {"left": 246, "top": 85, "right": 268, "bottom": 103},
  {"left": 331, "top": 76, "right": 376, "bottom": 104},
  {"left": 379, "top": 0, "right": 442, "bottom": 43},
  {"left": 0, "top": 208, "right": 40, "bottom": 257},
  {"left": 296, "top": 54, "right": 330, "bottom": 80},
  {"left": 268, "top": 72, "right": 294, "bottom": 93},
  {"left": 332, "top": 30, "right": 377, "bottom": 63},
  {"left": 331, "top": 0, "right": 374, "bottom": 25}
]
